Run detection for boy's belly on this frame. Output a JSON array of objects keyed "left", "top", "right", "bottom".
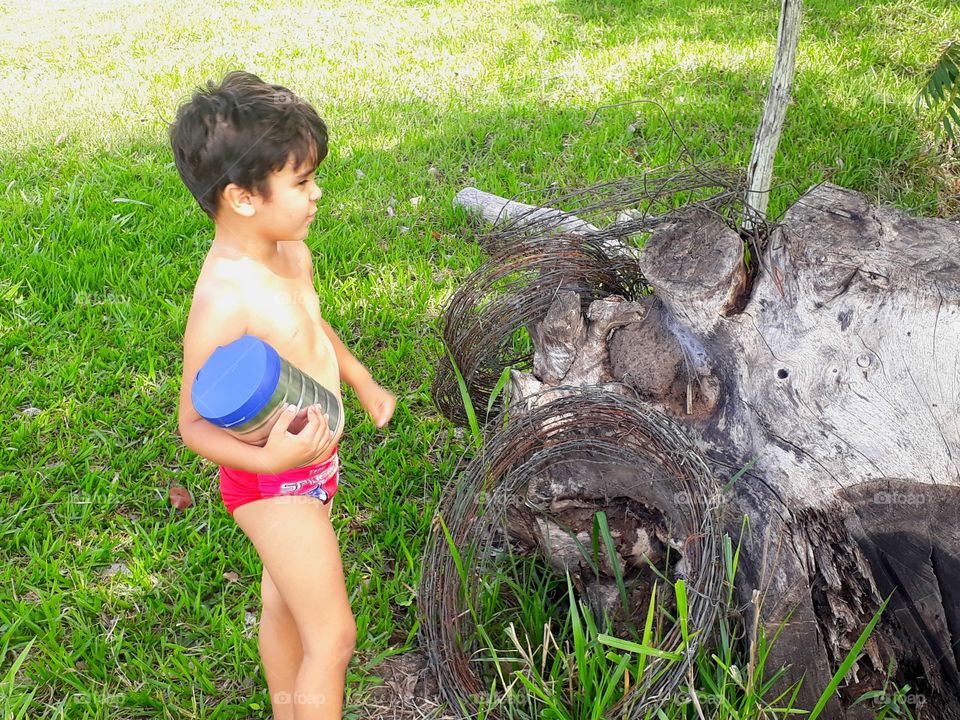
[
  {"left": 243, "top": 325, "right": 345, "bottom": 461},
  {"left": 279, "top": 336, "right": 344, "bottom": 460}
]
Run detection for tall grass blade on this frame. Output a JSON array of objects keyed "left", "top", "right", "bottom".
[
  {"left": 1, "top": 639, "right": 37, "bottom": 720},
  {"left": 597, "top": 634, "right": 684, "bottom": 662},
  {"left": 637, "top": 581, "right": 658, "bottom": 679},
  {"left": 486, "top": 366, "right": 512, "bottom": 418},
  {"left": 675, "top": 579, "right": 690, "bottom": 646},
  {"left": 444, "top": 344, "right": 482, "bottom": 448},
  {"left": 807, "top": 595, "right": 891, "bottom": 720},
  {"left": 594, "top": 511, "right": 631, "bottom": 620}
]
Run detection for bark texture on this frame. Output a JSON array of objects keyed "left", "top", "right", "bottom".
[{"left": 481, "top": 183, "right": 960, "bottom": 717}]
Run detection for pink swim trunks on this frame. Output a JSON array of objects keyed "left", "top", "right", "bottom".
[{"left": 219, "top": 448, "right": 340, "bottom": 514}]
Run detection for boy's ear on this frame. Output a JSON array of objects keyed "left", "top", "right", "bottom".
[{"left": 222, "top": 183, "right": 256, "bottom": 217}]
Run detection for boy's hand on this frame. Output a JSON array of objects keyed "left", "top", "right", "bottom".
[
  {"left": 356, "top": 380, "right": 396, "bottom": 429},
  {"left": 261, "top": 404, "right": 335, "bottom": 474}
]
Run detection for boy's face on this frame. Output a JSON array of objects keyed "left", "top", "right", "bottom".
[{"left": 246, "top": 156, "right": 322, "bottom": 242}]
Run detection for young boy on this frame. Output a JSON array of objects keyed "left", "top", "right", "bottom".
[{"left": 171, "top": 71, "right": 396, "bottom": 720}]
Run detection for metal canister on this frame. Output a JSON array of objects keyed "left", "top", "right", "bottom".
[{"left": 191, "top": 334, "right": 343, "bottom": 446}]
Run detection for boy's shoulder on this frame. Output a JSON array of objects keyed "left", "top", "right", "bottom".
[
  {"left": 280, "top": 239, "right": 313, "bottom": 267},
  {"left": 192, "top": 252, "right": 244, "bottom": 295},
  {"left": 192, "top": 240, "right": 313, "bottom": 299},
  {"left": 189, "top": 249, "right": 259, "bottom": 315}
]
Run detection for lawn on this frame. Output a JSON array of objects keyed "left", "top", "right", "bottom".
[{"left": 0, "top": 0, "right": 957, "bottom": 717}]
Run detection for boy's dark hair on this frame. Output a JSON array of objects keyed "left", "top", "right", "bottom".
[{"left": 169, "top": 71, "right": 328, "bottom": 218}]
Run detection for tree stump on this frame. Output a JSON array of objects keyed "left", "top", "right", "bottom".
[{"left": 450, "top": 182, "right": 960, "bottom": 717}]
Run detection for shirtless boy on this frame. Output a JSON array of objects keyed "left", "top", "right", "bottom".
[{"left": 171, "top": 71, "right": 396, "bottom": 719}]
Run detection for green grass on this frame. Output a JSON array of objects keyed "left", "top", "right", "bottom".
[
  {"left": 0, "top": 0, "right": 957, "bottom": 717},
  {"left": 439, "top": 508, "right": 897, "bottom": 720}
]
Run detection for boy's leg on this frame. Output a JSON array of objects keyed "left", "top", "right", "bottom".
[
  {"left": 259, "top": 566, "right": 303, "bottom": 720},
  {"left": 253, "top": 500, "right": 335, "bottom": 719},
  {"left": 235, "top": 496, "right": 355, "bottom": 720}
]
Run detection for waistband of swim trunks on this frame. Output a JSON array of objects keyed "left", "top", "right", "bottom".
[{"left": 220, "top": 446, "right": 339, "bottom": 481}]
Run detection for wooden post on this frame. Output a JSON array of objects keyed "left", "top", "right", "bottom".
[{"left": 745, "top": 0, "right": 803, "bottom": 227}]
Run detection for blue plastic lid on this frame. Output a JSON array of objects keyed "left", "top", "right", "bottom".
[{"left": 191, "top": 335, "right": 282, "bottom": 428}]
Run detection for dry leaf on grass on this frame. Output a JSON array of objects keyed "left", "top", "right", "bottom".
[{"left": 168, "top": 484, "right": 193, "bottom": 510}]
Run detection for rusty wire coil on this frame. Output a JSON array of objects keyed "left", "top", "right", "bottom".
[
  {"left": 419, "top": 387, "right": 724, "bottom": 719},
  {"left": 431, "top": 234, "right": 647, "bottom": 425},
  {"left": 433, "top": 166, "right": 768, "bottom": 426},
  {"left": 476, "top": 166, "right": 751, "bottom": 256}
]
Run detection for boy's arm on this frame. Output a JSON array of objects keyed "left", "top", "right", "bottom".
[
  {"left": 177, "top": 289, "right": 266, "bottom": 471},
  {"left": 178, "top": 287, "right": 332, "bottom": 473},
  {"left": 293, "top": 241, "right": 395, "bottom": 427},
  {"left": 318, "top": 316, "right": 372, "bottom": 389},
  {"left": 318, "top": 316, "right": 395, "bottom": 428}
]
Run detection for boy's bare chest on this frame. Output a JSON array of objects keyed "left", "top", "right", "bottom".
[
  {"left": 238, "top": 268, "right": 339, "bottom": 388},
  {"left": 247, "top": 271, "right": 319, "bottom": 336}
]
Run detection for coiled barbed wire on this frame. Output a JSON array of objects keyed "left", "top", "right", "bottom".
[
  {"left": 431, "top": 234, "right": 647, "bottom": 425},
  {"left": 434, "top": 165, "right": 771, "bottom": 425},
  {"left": 419, "top": 388, "right": 724, "bottom": 719},
  {"left": 477, "top": 166, "right": 750, "bottom": 256}
]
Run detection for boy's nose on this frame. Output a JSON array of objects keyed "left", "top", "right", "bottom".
[{"left": 310, "top": 185, "right": 323, "bottom": 202}]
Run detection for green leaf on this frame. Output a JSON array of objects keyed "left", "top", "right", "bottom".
[
  {"left": 636, "top": 582, "right": 658, "bottom": 678},
  {"left": 0, "top": 638, "right": 36, "bottom": 720},
  {"left": 436, "top": 513, "right": 478, "bottom": 627},
  {"left": 917, "top": 41, "right": 960, "bottom": 142},
  {"left": 595, "top": 652, "right": 632, "bottom": 718},
  {"left": 597, "top": 633, "right": 684, "bottom": 662},
  {"left": 675, "top": 579, "right": 690, "bottom": 645},
  {"left": 513, "top": 671, "right": 554, "bottom": 706},
  {"left": 562, "top": 519, "right": 600, "bottom": 576},
  {"left": 566, "top": 573, "right": 590, "bottom": 692},
  {"left": 595, "top": 511, "right": 630, "bottom": 619},
  {"left": 486, "top": 365, "right": 512, "bottom": 417},
  {"left": 444, "top": 344, "right": 482, "bottom": 449}
]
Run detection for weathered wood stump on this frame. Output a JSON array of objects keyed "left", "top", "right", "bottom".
[{"left": 452, "top": 183, "right": 960, "bottom": 717}]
